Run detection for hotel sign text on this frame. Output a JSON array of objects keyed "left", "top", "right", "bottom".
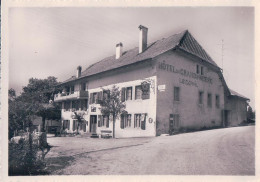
[{"left": 158, "top": 61, "right": 212, "bottom": 84}]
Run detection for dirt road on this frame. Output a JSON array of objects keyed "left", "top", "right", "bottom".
[{"left": 46, "top": 126, "right": 255, "bottom": 175}]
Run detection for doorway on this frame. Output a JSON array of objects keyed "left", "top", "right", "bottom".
[{"left": 90, "top": 115, "right": 97, "bottom": 133}]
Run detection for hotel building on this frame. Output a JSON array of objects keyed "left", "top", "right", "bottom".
[{"left": 54, "top": 25, "right": 249, "bottom": 137}]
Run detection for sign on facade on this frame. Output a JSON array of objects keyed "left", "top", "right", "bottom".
[{"left": 158, "top": 85, "right": 166, "bottom": 92}]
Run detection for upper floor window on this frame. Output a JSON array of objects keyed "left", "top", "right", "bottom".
[
  {"left": 81, "top": 83, "right": 86, "bottom": 91},
  {"left": 80, "top": 99, "right": 88, "bottom": 111},
  {"left": 207, "top": 93, "right": 212, "bottom": 108},
  {"left": 135, "top": 86, "right": 142, "bottom": 100},
  {"left": 103, "top": 90, "right": 110, "bottom": 100},
  {"left": 64, "top": 101, "right": 70, "bottom": 111},
  {"left": 174, "top": 87, "right": 180, "bottom": 101},
  {"left": 199, "top": 91, "right": 204, "bottom": 104},
  {"left": 71, "top": 86, "right": 75, "bottom": 94},
  {"left": 196, "top": 65, "right": 200, "bottom": 74},
  {"left": 126, "top": 87, "right": 132, "bottom": 100},
  {"left": 215, "top": 95, "right": 220, "bottom": 108},
  {"left": 196, "top": 64, "right": 204, "bottom": 75},
  {"left": 201, "top": 66, "right": 204, "bottom": 75},
  {"left": 72, "top": 100, "right": 80, "bottom": 111}
]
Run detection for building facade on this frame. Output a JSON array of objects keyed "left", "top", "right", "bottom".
[{"left": 54, "top": 25, "right": 249, "bottom": 138}]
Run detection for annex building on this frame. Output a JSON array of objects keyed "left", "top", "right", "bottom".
[{"left": 54, "top": 25, "right": 249, "bottom": 138}]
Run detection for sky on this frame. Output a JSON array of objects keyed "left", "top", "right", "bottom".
[{"left": 8, "top": 7, "right": 255, "bottom": 109}]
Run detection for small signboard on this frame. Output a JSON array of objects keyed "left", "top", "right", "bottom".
[{"left": 158, "top": 85, "right": 166, "bottom": 92}]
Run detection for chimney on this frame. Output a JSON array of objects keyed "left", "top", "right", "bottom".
[
  {"left": 139, "top": 25, "right": 148, "bottom": 53},
  {"left": 77, "top": 66, "right": 82, "bottom": 78},
  {"left": 116, "top": 42, "right": 123, "bottom": 59}
]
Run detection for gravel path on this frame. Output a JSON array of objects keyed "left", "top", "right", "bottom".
[{"left": 46, "top": 126, "right": 255, "bottom": 175}]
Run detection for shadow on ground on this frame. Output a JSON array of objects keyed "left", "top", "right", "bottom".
[{"left": 45, "top": 156, "right": 75, "bottom": 174}]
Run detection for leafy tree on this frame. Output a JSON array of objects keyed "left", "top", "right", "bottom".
[
  {"left": 247, "top": 105, "right": 255, "bottom": 120},
  {"left": 99, "top": 85, "right": 127, "bottom": 138},
  {"left": 73, "top": 111, "right": 86, "bottom": 134},
  {"left": 9, "top": 76, "right": 62, "bottom": 138},
  {"left": 17, "top": 76, "right": 62, "bottom": 132}
]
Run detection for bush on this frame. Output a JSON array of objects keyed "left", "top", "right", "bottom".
[{"left": 9, "top": 136, "right": 48, "bottom": 175}]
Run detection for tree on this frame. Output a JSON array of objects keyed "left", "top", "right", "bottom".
[
  {"left": 73, "top": 111, "right": 86, "bottom": 134},
  {"left": 247, "top": 105, "right": 255, "bottom": 120},
  {"left": 17, "top": 76, "right": 62, "bottom": 132},
  {"left": 99, "top": 85, "right": 127, "bottom": 138},
  {"left": 8, "top": 76, "right": 62, "bottom": 138}
]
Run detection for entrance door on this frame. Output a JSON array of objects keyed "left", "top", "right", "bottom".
[
  {"left": 224, "top": 110, "right": 229, "bottom": 127},
  {"left": 90, "top": 115, "right": 97, "bottom": 133}
]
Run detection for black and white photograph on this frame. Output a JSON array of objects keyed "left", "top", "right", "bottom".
[{"left": 1, "top": 1, "right": 258, "bottom": 180}]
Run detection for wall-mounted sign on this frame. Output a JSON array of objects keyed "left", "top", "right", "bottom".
[
  {"left": 158, "top": 61, "right": 212, "bottom": 84},
  {"left": 149, "top": 118, "right": 153, "bottom": 123},
  {"left": 179, "top": 78, "right": 198, "bottom": 87},
  {"left": 158, "top": 85, "right": 166, "bottom": 92}
]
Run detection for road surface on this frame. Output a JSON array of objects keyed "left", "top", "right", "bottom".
[{"left": 47, "top": 126, "right": 255, "bottom": 175}]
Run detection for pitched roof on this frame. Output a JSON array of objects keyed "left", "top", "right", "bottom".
[
  {"left": 61, "top": 30, "right": 218, "bottom": 84},
  {"left": 229, "top": 89, "right": 250, "bottom": 100}
]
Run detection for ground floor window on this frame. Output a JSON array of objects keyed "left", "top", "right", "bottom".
[
  {"left": 169, "top": 114, "right": 180, "bottom": 128},
  {"left": 63, "top": 120, "right": 70, "bottom": 130},
  {"left": 98, "top": 115, "right": 110, "bottom": 128},
  {"left": 120, "top": 114, "right": 131, "bottom": 129},
  {"left": 134, "top": 114, "right": 146, "bottom": 130},
  {"left": 103, "top": 115, "right": 109, "bottom": 128}
]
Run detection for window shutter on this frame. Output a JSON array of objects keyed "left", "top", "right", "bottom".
[
  {"left": 98, "top": 115, "right": 101, "bottom": 127},
  {"left": 68, "top": 120, "right": 70, "bottom": 130},
  {"left": 98, "top": 91, "right": 103, "bottom": 104},
  {"left": 141, "top": 114, "right": 146, "bottom": 130},
  {"left": 73, "top": 120, "right": 75, "bottom": 131},
  {"left": 121, "top": 88, "right": 126, "bottom": 101},
  {"left": 106, "top": 116, "right": 109, "bottom": 128},
  {"left": 89, "top": 93, "right": 93, "bottom": 104},
  {"left": 120, "top": 115, "right": 124, "bottom": 129}
]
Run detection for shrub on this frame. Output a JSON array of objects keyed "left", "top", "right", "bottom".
[{"left": 9, "top": 136, "right": 48, "bottom": 175}]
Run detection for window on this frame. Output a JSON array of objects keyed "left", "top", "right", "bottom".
[
  {"left": 174, "top": 87, "right": 180, "bottom": 101},
  {"left": 71, "top": 86, "right": 75, "bottom": 94},
  {"left": 134, "top": 114, "right": 146, "bottom": 130},
  {"left": 216, "top": 95, "right": 220, "bottom": 108},
  {"left": 121, "top": 88, "right": 126, "bottom": 101},
  {"left": 120, "top": 114, "right": 131, "bottom": 129},
  {"left": 64, "top": 101, "right": 70, "bottom": 111},
  {"left": 126, "top": 87, "right": 132, "bottom": 100},
  {"left": 63, "top": 120, "right": 70, "bottom": 130},
  {"left": 81, "top": 83, "right": 86, "bottom": 91},
  {"left": 135, "top": 86, "right": 142, "bottom": 100},
  {"left": 93, "top": 93, "right": 98, "bottom": 104},
  {"left": 103, "top": 90, "right": 110, "bottom": 100},
  {"left": 196, "top": 65, "right": 200, "bottom": 74},
  {"left": 199, "top": 91, "right": 204, "bottom": 104},
  {"left": 134, "top": 114, "right": 141, "bottom": 128},
  {"left": 201, "top": 66, "right": 204, "bottom": 75},
  {"left": 72, "top": 100, "right": 80, "bottom": 111},
  {"left": 80, "top": 99, "right": 88, "bottom": 111},
  {"left": 103, "top": 115, "right": 109, "bottom": 128},
  {"left": 207, "top": 93, "right": 212, "bottom": 107}
]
